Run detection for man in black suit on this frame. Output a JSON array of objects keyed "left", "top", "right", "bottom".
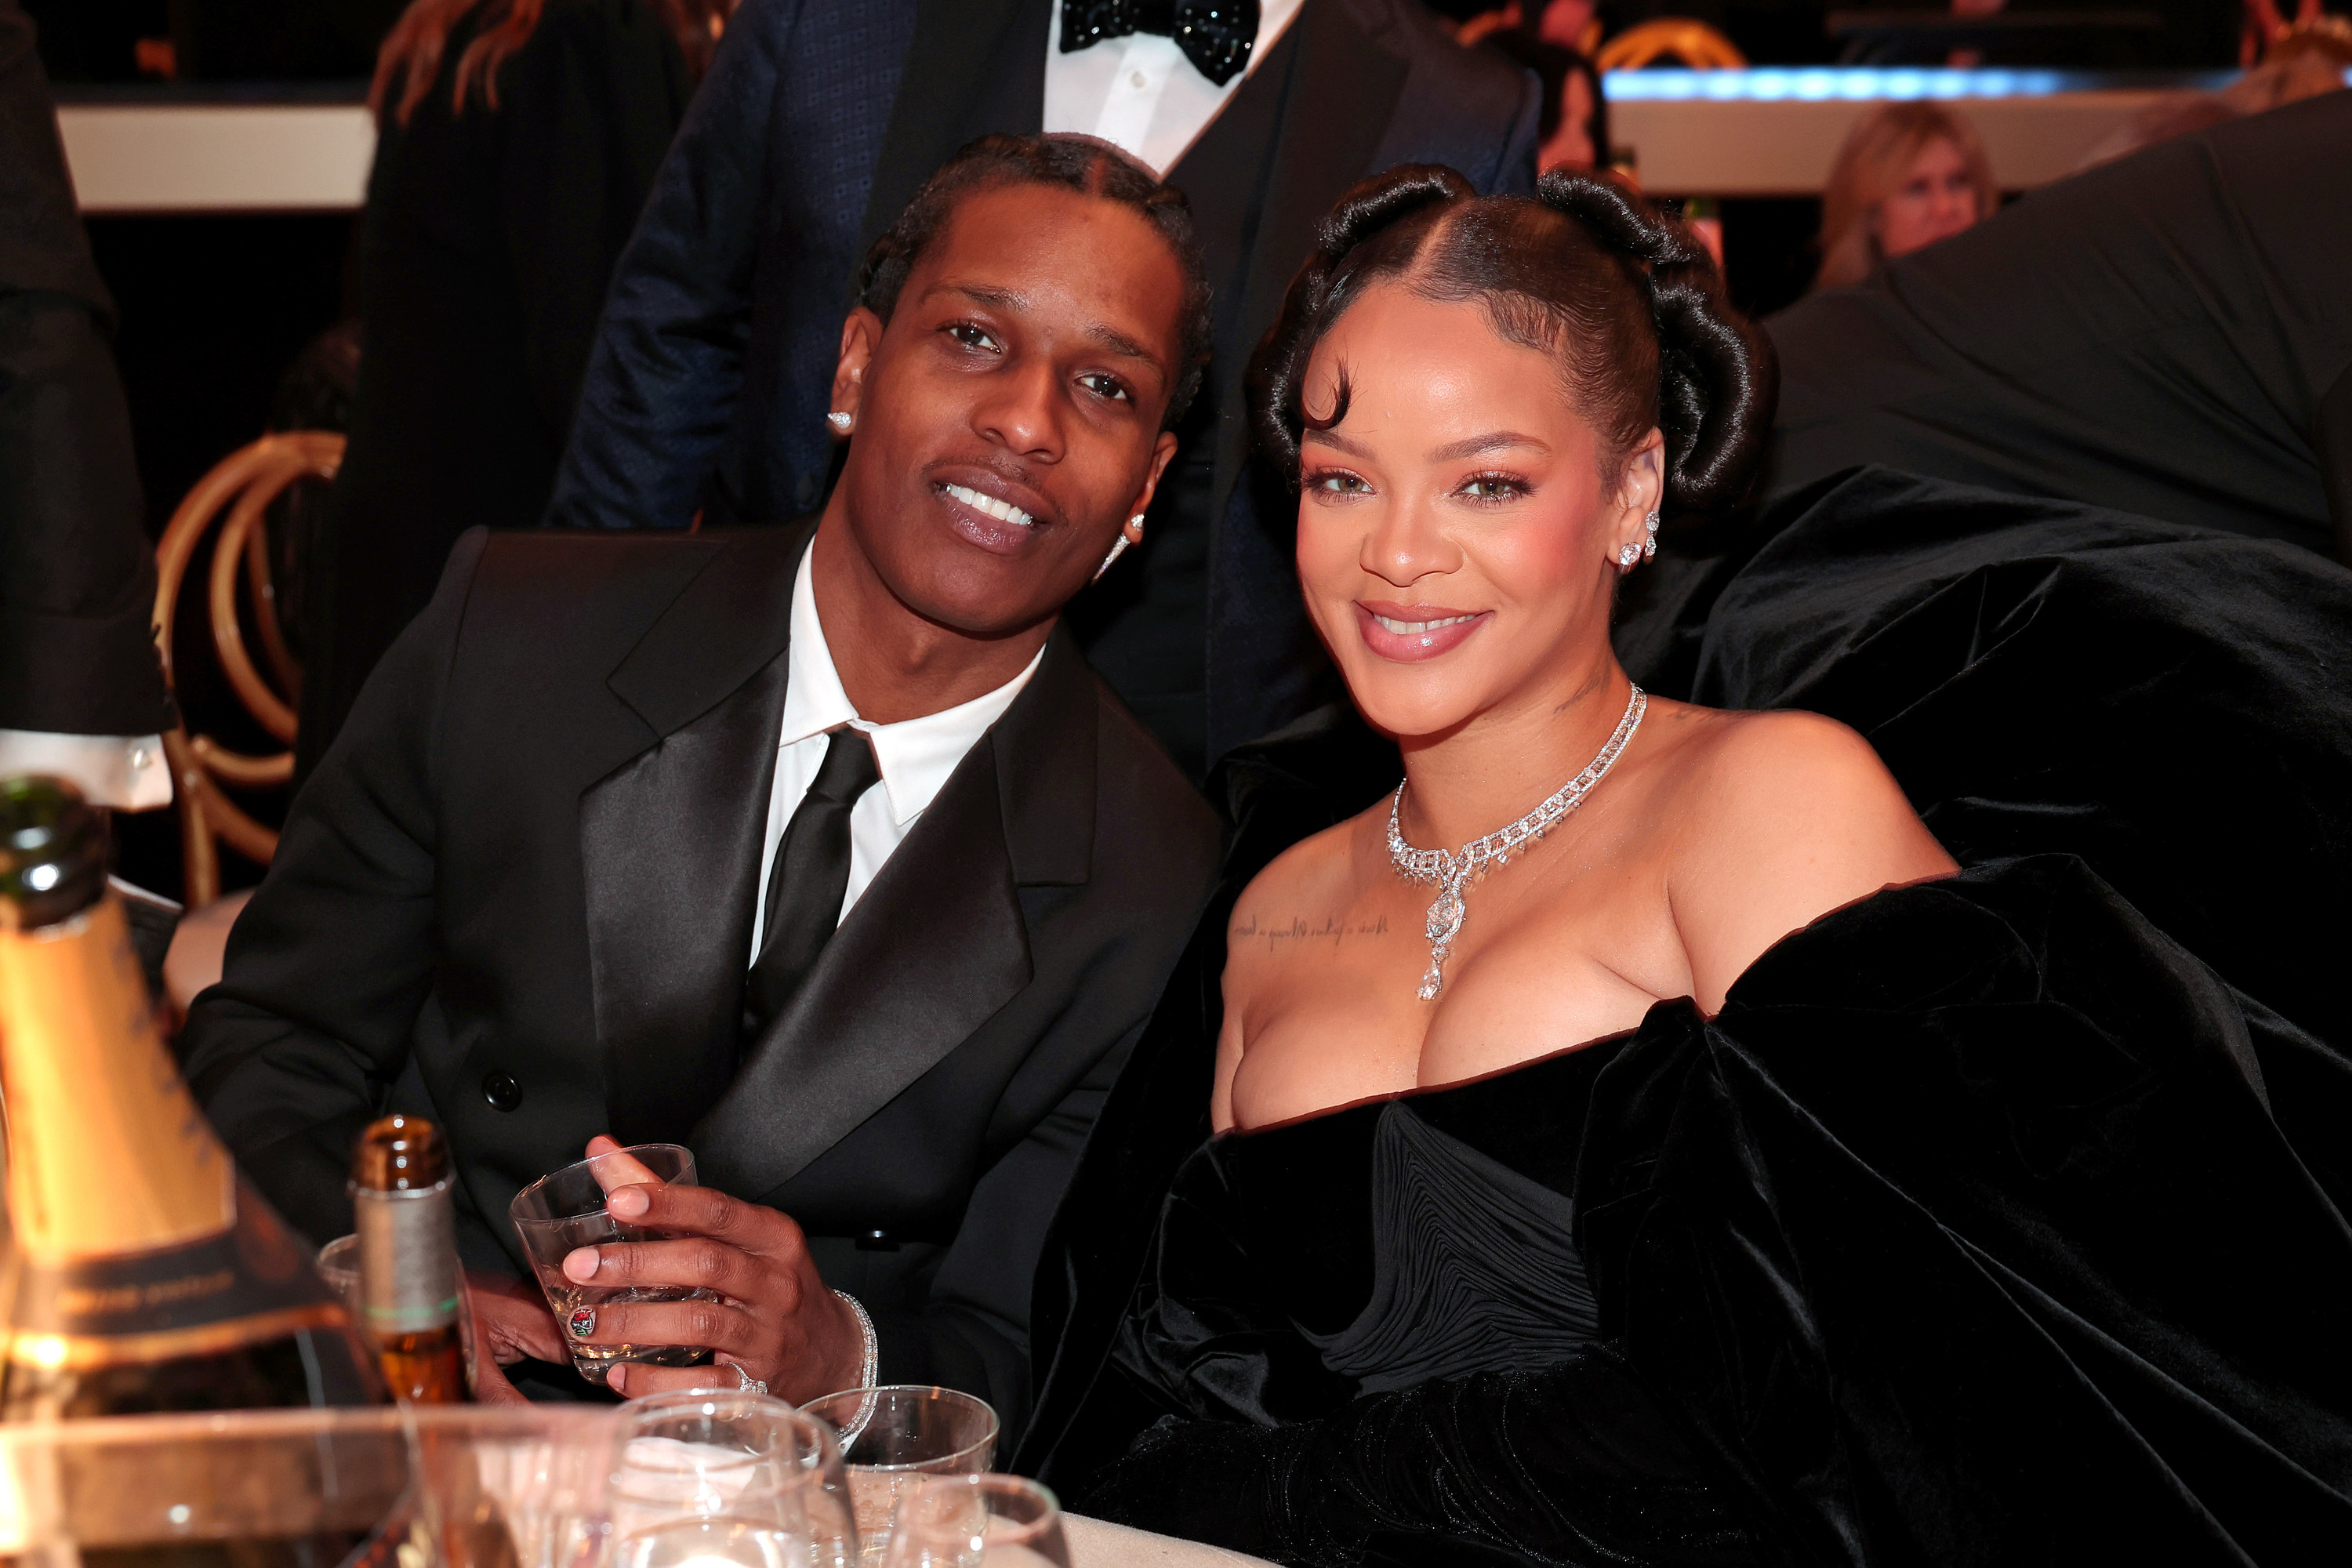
[
  {"left": 546, "top": 0, "right": 1541, "bottom": 778},
  {"left": 183, "top": 136, "right": 1222, "bottom": 1428},
  {"left": 1767, "top": 90, "right": 2352, "bottom": 565}
]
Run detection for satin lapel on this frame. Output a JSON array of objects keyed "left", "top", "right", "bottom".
[
  {"left": 692, "top": 628, "right": 1099, "bottom": 1199},
  {"left": 857, "top": 0, "right": 1051, "bottom": 260},
  {"left": 1203, "top": 0, "right": 1406, "bottom": 514},
  {"left": 581, "top": 526, "right": 810, "bottom": 1146}
]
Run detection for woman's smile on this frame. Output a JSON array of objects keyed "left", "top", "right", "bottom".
[{"left": 1355, "top": 600, "right": 1492, "bottom": 662}]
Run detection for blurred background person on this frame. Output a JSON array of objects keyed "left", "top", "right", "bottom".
[
  {"left": 0, "top": 0, "right": 172, "bottom": 815},
  {"left": 1813, "top": 100, "right": 1996, "bottom": 289},
  {"left": 292, "top": 0, "right": 718, "bottom": 787},
  {"left": 1484, "top": 28, "right": 1609, "bottom": 170}
]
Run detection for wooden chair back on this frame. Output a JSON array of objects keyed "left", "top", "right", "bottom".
[
  {"left": 154, "top": 432, "right": 343, "bottom": 907},
  {"left": 1595, "top": 19, "right": 1748, "bottom": 69}
]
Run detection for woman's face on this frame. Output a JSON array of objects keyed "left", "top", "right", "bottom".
[
  {"left": 1293, "top": 284, "right": 1657, "bottom": 741},
  {"left": 1872, "top": 136, "right": 1982, "bottom": 260}
]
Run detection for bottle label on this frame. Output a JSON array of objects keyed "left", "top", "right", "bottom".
[
  {"left": 4, "top": 1178, "right": 346, "bottom": 1369},
  {"left": 352, "top": 1182, "right": 460, "bottom": 1334}
]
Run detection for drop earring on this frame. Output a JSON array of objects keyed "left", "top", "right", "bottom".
[
  {"left": 1643, "top": 510, "right": 1660, "bottom": 560},
  {"left": 826, "top": 411, "right": 853, "bottom": 434},
  {"left": 1094, "top": 517, "right": 1145, "bottom": 582}
]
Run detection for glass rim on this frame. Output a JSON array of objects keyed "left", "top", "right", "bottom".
[
  {"left": 894, "top": 1472, "right": 1062, "bottom": 1541},
  {"left": 508, "top": 1141, "right": 695, "bottom": 1225},
  {"left": 794, "top": 1384, "right": 999, "bottom": 1473}
]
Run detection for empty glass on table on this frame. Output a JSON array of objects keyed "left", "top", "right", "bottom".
[
  {"left": 613, "top": 1388, "right": 858, "bottom": 1568},
  {"left": 879, "top": 1475, "right": 1070, "bottom": 1568},
  {"left": 509, "top": 1142, "right": 718, "bottom": 1385},
  {"left": 796, "top": 1387, "right": 996, "bottom": 1566}
]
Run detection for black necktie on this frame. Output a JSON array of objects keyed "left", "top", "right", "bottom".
[
  {"left": 744, "top": 727, "right": 881, "bottom": 1038},
  {"left": 1061, "top": 0, "right": 1260, "bottom": 87}
]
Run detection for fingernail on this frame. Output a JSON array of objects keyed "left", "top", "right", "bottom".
[
  {"left": 609, "top": 1186, "right": 648, "bottom": 1219},
  {"left": 607, "top": 1364, "right": 628, "bottom": 1394},
  {"left": 563, "top": 1247, "right": 599, "bottom": 1282}
]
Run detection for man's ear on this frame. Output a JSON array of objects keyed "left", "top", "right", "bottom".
[
  {"left": 1120, "top": 431, "right": 1181, "bottom": 537},
  {"left": 831, "top": 307, "right": 883, "bottom": 430}
]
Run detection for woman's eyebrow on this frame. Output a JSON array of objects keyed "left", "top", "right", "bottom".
[
  {"left": 1428, "top": 430, "right": 1547, "bottom": 463},
  {"left": 1302, "top": 426, "right": 1370, "bottom": 456}
]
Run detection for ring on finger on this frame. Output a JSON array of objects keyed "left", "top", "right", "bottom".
[{"left": 731, "top": 1360, "right": 767, "bottom": 1396}]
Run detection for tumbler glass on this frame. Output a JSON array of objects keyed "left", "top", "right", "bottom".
[
  {"left": 880, "top": 1475, "right": 1070, "bottom": 1568},
  {"left": 616, "top": 1401, "right": 856, "bottom": 1568},
  {"left": 405, "top": 1403, "right": 622, "bottom": 1568},
  {"left": 510, "top": 1142, "right": 719, "bottom": 1385},
  {"left": 611, "top": 1390, "right": 849, "bottom": 1568},
  {"left": 796, "top": 1388, "right": 997, "bottom": 1565}
]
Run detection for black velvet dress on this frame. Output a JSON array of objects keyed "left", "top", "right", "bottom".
[{"left": 1020, "top": 467, "right": 2352, "bottom": 1566}]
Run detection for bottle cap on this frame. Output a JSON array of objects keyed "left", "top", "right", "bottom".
[
  {"left": 0, "top": 776, "right": 108, "bottom": 931},
  {"left": 350, "top": 1114, "right": 450, "bottom": 1191}
]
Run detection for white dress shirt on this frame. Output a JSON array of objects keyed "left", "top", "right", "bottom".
[
  {"left": 1042, "top": 0, "right": 1305, "bottom": 177},
  {"left": 748, "top": 552, "right": 1044, "bottom": 960},
  {"left": 0, "top": 729, "right": 172, "bottom": 811}
]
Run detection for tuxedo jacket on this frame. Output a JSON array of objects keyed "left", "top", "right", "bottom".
[
  {"left": 183, "top": 522, "right": 1221, "bottom": 1432},
  {"left": 544, "top": 0, "right": 1541, "bottom": 775}
]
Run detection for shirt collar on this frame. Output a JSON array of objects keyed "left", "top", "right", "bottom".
[{"left": 780, "top": 547, "right": 1045, "bottom": 828}]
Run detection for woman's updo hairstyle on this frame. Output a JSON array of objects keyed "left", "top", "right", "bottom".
[{"left": 1247, "top": 165, "right": 1776, "bottom": 520}]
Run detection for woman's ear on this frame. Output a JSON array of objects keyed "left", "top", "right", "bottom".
[
  {"left": 829, "top": 307, "right": 882, "bottom": 434},
  {"left": 1609, "top": 430, "right": 1665, "bottom": 566}
]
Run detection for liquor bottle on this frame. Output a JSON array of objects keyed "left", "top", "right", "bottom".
[
  {"left": 350, "top": 1115, "right": 467, "bottom": 1403},
  {"left": 0, "top": 775, "right": 383, "bottom": 1418}
]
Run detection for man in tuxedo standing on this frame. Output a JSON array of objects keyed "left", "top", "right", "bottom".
[
  {"left": 546, "top": 0, "right": 1541, "bottom": 778},
  {"left": 183, "top": 137, "right": 1222, "bottom": 1430}
]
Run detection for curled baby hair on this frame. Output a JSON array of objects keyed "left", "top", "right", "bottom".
[
  {"left": 856, "top": 132, "right": 1215, "bottom": 430},
  {"left": 1247, "top": 164, "right": 1776, "bottom": 521}
]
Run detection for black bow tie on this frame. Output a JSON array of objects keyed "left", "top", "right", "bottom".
[{"left": 1061, "top": 0, "right": 1261, "bottom": 87}]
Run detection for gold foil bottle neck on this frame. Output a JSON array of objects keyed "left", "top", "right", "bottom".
[{"left": 0, "top": 895, "right": 237, "bottom": 1262}]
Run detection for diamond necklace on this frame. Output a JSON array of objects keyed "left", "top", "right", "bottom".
[{"left": 1387, "top": 684, "right": 1647, "bottom": 1001}]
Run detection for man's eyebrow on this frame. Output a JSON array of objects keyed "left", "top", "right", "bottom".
[
  {"left": 927, "top": 281, "right": 1163, "bottom": 375},
  {"left": 1085, "top": 322, "right": 1163, "bottom": 370},
  {"left": 936, "top": 282, "right": 1028, "bottom": 312},
  {"left": 1302, "top": 426, "right": 1371, "bottom": 457},
  {"left": 1428, "top": 430, "right": 1547, "bottom": 463}
]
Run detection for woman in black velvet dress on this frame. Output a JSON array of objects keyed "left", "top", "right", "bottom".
[
  {"left": 1018, "top": 168, "right": 2352, "bottom": 1566},
  {"left": 294, "top": 0, "right": 712, "bottom": 784}
]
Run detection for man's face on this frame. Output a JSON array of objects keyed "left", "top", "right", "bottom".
[{"left": 829, "top": 182, "right": 1185, "bottom": 640}]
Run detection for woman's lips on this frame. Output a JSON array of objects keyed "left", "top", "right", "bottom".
[{"left": 1354, "top": 601, "right": 1490, "bottom": 662}]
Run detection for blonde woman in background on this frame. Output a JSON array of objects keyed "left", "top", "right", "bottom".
[{"left": 1813, "top": 101, "right": 1997, "bottom": 289}]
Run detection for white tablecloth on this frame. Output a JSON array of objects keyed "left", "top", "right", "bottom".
[{"left": 1064, "top": 1512, "right": 1277, "bottom": 1566}]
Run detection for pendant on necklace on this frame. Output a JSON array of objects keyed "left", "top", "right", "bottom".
[{"left": 1388, "top": 684, "right": 1649, "bottom": 1003}]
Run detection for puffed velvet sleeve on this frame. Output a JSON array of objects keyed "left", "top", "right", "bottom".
[{"left": 1077, "top": 856, "right": 2352, "bottom": 1566}]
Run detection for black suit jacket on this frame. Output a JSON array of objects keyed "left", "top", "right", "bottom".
[
  {"left": 545, "top": 0, "right": 1540, "bottom": 775},
  {"left": 1766, "top": 91, "right": 2352, "bottom": 565},
  {"left": 183, "top": 522, "right": 1221, "bottom": 1433}
]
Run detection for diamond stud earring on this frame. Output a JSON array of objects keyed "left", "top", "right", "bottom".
[
  {"left": 1617, "top": 542, "right": 1640, "bottom": 571},
  {"left": 826, "top": 411, "right": 853, "bottom": 433}
]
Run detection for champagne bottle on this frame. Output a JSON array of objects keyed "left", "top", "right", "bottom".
[
  {"left": 350, "top": 1115, "right": 466, "bottom": 1403},
  {"left": 0, "top": 775, "right": 383, "bottom": 1418}
]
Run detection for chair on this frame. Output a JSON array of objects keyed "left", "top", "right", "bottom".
[
  {"left": 1594, "top": 18, "right": 1748, "bottom": 69},
  {"left": 153, "top": 431, "right": 343, "bottom": 908}
]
